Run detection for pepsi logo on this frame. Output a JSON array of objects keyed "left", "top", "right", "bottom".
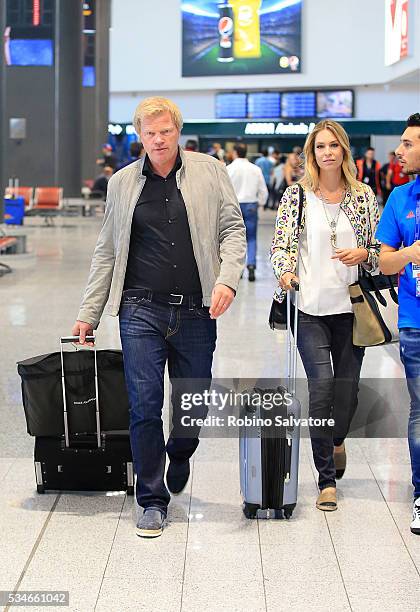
[{"left": 218, "top": 17, "right": 233, "bottom": 36}]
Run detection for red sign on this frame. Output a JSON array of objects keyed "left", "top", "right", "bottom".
[
  {"left": 385, "top": 0, "right": 409, "bottom": 65},
  {"left": 33, "top": 0, "right": 40, "bottom": 26},
  {"left": 400, "top": 0, "right": 408, "bottom": 60}
]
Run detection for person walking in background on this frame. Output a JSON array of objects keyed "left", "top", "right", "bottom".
[
  {"left": 387, "top": 150, "right": 412, "bottom": 192},
  {"left": 284, "top": 146, "right": 304, "bottom": 187},
  {"left": 268, "top": 154, "right": 287, "bottom": 210},
  {"left": 96, "top": 143, "right": 117, "bottom": 170},
  {"left": 380, "top": 151, "right": 396, "bottom": 206},
  {"left": 117, "top": 141, "right": 144, "bottom": 170},
  {"left": 376, "top": 113, "right": 420, "bottom": 535},
  {"left": 227, "top": 143, "right": 268, "bottom": 281},
  {"left": 91, "top": 165, "right": 114, "bottom": 199},
  {"left": 356, "top": 147, "right": 381, "bottom": 197},
  {"left": 184, "top": 139, "right": 198, "bottom": 152},
  {"left": 271, "top": 120, "right": 380, "bottom": 512},
  {"left": 255, "top": 148, "right": 273, "bottom": 209},
  {"left": 211, "top": 142, "right": 225, "bottom": 161},
  {"left": 72, "top": 97, "right": 246, "bottom": 538}
]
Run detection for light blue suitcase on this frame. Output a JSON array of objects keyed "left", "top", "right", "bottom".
[{"left": 240, "top": 288, "right": 300, "bottom": 519}]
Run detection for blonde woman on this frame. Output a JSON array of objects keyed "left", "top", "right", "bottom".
[{"left": 271, "top": 120, "right": 380, "bottom": 511}]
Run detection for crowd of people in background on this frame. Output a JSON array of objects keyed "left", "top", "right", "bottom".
[
  {"left": 97, "top": 138, "right": 412, "bottom": 211},
  {"left": 91, "top": 139, "right": 414, "bottom": 283}
]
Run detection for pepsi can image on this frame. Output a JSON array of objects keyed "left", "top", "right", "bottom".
[{"left": 217, "top": 2, "right": 234, "bottom": 62}]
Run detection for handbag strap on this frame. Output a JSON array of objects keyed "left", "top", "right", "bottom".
[
  {"left": 385, "top": 274, "right": 399, "bottom": 304},
  {"left": 359, "top": 268, "right": 398, "bottom": 306},
  {"left": 297, "top": 183, "right": 304, "bottom": 229}
]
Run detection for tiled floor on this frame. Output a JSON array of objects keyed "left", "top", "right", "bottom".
[{"left": 1, "top": 211, "right": 419, "bottom": 611}]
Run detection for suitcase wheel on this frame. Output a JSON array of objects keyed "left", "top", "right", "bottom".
[
  {"left": 283, "top": 504, "right": 295, "bottom": 520},
  {"left": 126, "top": 486, "right": 134, "bottom": 496},
  {"left": 37, "top": 484, "right": 45, "bottom": 494},
  {"left": 243, "top": 503, "right": 259, "bottom": 519}
]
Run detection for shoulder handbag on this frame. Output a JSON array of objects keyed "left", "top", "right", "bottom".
[
  {"left": 269, "top": 184, "right": 304, "bottom": 330},
  {"left": 349, "top": 270, "right": 399, "bottom": 346}
]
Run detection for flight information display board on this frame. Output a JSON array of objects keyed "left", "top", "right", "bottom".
[
  {"left": 281, "top": 92, "right": 316, "bottom": 118},
  {"left": 247, "top": 92, "right": 281, "bottom": 118},
  {"left": 216, "top": 93, "right": 247, "bottom": 119}
]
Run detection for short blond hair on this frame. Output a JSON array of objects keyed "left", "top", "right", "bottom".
[
  {"left": 300, "top": 119, "right": 359, "bottom": 193},
  {"left": 133, "top": 97, "right": 183, "bottom": 135}
]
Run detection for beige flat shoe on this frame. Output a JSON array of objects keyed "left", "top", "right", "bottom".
[
  {"left": 334, "top": 443, "right": 347, "bottom": 480},
  {"left": 316, "top": 487, "right": 337, "bottom": 512}
]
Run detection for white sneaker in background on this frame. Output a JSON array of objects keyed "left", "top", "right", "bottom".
[{"left": 410, "top": 498, "right": 420, "bottom": 535}]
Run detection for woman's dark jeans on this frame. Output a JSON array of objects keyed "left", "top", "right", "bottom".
[{"left": 293, "top": 308, "right": 365, "bottom": 490}]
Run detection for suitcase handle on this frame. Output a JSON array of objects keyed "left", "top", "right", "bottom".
[
  {"left": 286, "top": 286, "right": 299, "bottom": 396},
  {"left": 284, "top": 438, "right": 293, "bottom": 482},
  {"left": 60, "top": 335, "right": 102, "bottom": 449},
  {"left": 60, "top": 335, "right": 95, "bottom": 344}
]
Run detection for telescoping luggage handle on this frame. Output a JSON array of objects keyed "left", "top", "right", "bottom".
[
  {"left": 60, "top": 335, "right": 102, "bottom": 449},
  {"left": 284, "top": 281, "right": 299, "bottom": 480},
  {"left": 286, "top": 281, "right": 299, "bottom": 396}
]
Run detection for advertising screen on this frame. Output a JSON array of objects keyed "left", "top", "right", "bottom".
[
  {"left": 4, "top": 0, "right": 54, "bottom": 66},
  {"left": 247, "top": 92, "right": 280, "bottom": 118},
  {"left": 83, "top": 1, "right": 96, "bottom": 87},
  {"left": 317, "top": 90, "right": 354, "bottom": 118},
  {"left": 182, "top": 0, "right": 302, "bottom": 77},
  {"left": 4, "top": 37, "right": 53, "bottom": 66},
  {"left": 281, "top": 92, "right": 315, "bottom": 118},
  {"left": 216, "top": 93, "right": 248, "bottom": 118}
]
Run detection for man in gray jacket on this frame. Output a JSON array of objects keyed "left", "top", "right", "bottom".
[{"left": 72, "top": 97, "right": 246, "bottom": 538}]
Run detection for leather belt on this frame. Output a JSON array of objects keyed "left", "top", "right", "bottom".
[{"left": 122, "top": 288, "right": 203, "bottom": 307}]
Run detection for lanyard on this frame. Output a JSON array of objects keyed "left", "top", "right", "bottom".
[{"left": 415, "top": 194, "right": 420, "bottom": 242}]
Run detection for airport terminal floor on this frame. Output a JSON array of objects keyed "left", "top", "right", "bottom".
[{"left": 1, "top": 210, "right": 420, "bottom": 611}]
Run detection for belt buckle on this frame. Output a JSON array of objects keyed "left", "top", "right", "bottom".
[{"left": 168, "top": 293, "right": 183, "bottom": 305}]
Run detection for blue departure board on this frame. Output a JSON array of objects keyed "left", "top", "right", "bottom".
[
  {"left": 281, "top": 92, "right": 316, "bottom": 118},
  {"left": 216, "top": 93, "right": 247, "bottom": 119},
  {"left": 247, "top": 92, "right": 281, "bottom": 119}
]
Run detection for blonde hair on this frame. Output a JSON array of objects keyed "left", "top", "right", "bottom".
[
  {"left": 133, "top": 97, "right": 183, "bottom": 134},
  {"left": 300, "top": 120, "right": 359, "bottom": 192}
]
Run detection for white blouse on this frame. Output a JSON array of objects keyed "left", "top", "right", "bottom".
[{"left": 292, "top": 190, "right": 358, "bottom": 316}]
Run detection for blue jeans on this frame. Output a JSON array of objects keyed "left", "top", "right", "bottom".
[
  {"left": 294, "top": 308, "right": 365, "bottom": 490},
  {"left": 399, "top": 329, "right": 420, "bottom": 499},
  {"left": 240, "top": 202, "right": 258, "bottom": 267},
  {"left": 119, "top": 294, "right": 217, "bottom": 515}
]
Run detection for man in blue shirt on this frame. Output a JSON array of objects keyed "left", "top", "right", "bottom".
[
  {"left": 255, "top": 149, "right": 273, "bottom": 208},
  {"left": 376, "top": 113, "right": 420, "bottom": 535}
]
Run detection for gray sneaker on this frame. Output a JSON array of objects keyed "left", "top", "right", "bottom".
[{"left": 136, "top": 509, "right": 165, "bottom": 538}]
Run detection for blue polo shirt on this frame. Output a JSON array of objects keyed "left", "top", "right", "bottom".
[
  {"left": 255, "top": 157, "right": 273, "bottom": 185},
  {"left": 376, "top": 175, "right": 420, "bottom": 329}
]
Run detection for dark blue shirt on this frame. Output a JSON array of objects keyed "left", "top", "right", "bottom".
[{"left": 376, "top": 175, "right": 420, "bottom": 329}]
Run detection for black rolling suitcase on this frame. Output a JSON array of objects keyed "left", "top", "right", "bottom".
[{"left": 19, "top": 336, "right": 134, "bottom": 495}]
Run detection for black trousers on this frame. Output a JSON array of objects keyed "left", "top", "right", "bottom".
[{"left": 294, "top": 308, "right": 365, "bottom": 490}]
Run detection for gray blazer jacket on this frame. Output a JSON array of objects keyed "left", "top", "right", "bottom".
[{"left": 77, "top": 149, "right": 246, "bottom": 326}]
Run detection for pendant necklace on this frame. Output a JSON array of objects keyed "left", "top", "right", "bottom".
[{"left": 318, "top": 186, "right": 346, "bottom": 253}]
